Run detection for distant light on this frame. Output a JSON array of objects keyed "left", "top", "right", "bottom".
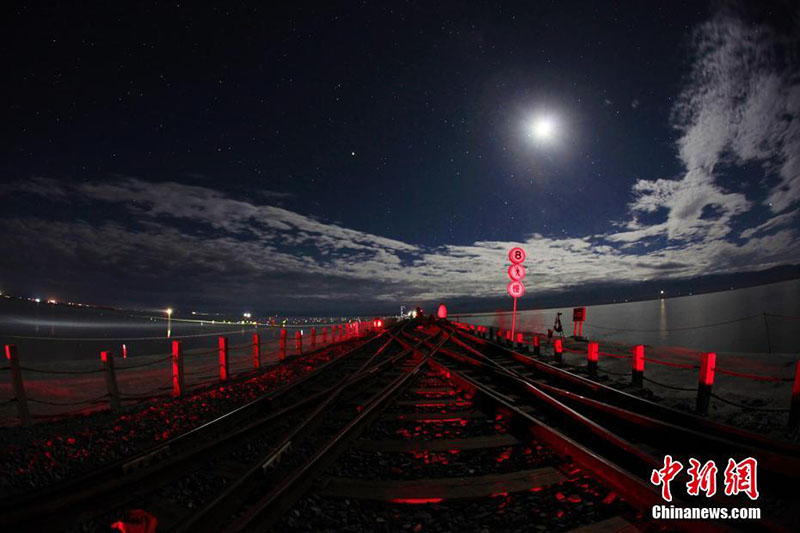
[
  {"left": 34, "top": 298, "right": 41, "bottom": 303},
  {"left": 166, "top": 308, "right": 173, "bottom": 316},
  {"left": 660, "top": 290, "right": 664, "bottom": 295},
  {"left": 243, "top": 312, "right": 251, "bottom": 319},
  {"left": 47, "top": 299, "right": 57, "bottom": 304}
]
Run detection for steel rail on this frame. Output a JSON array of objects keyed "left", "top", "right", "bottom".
[
  {"left": 424, "top": 356, "right": 721, "bottom": 533},
  {"left": 0, "top": 328, "right": 395, "bottom": 530},
  {"left": 439, "top": 328, "right": 800, "bottom": 480},
  {"left": 431, "top": 327, "right": 798, "bottom": 531},
  {"left": 174, "top": 327, "right": 443, "bottom": 533},
  {"left": 420, "top": 336, "right": 663, "bottom": 476},
  {"left": 225, "top": 330, "right": 451, "bottom": 532},
  {"left": 450, "top": 325, "right": 800, "bottom": 458}
]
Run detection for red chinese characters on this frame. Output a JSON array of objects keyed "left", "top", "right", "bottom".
[
  {"left": 686, "top": 458, "right": 718, "bottom": 497},
  {"left": 650, "top": 455, "right": 683, "bottom": 502},
  {"left": 723, "top": 457, "right": 759, "bottom": 500},
  {"left": 651, "top": 455, "right": 759, "bottom": 501}
]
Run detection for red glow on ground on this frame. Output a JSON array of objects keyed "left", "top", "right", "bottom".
[
  {"left": 602, "top": 492, "right": 618, "bottom": 504},
  {"left": 495, "top": 448, "right": 512, "bottom": 463},
  {"left": 390, "top": 498, "right": 444, "bottom": 504}
]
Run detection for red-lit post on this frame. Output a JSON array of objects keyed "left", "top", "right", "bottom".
[
  {"left": 532, "top": 335, "right": 540, "bottom": 356},
  {"left": 697, "top": 352, "right": 716, "bottom": 416},
  {"left": 279, "top": 328, "right": 287, "bottom": 361},
  {"left": 100, "top": 351, "right": 121, "bottom": 413},
  {"left": 252, "top": 333, "right": 261, "bottom": 370},
  {"left": 295, "top": 330, "right": 302, "bottom": 354},
  {"left": 789, "top": 361, "right": 800, "bottom": 430},
  {"left": 511, "top": 296, "right": 518, "bottom": 343},
  {"left": 632, "top": 345, "right": 644, "bottom": 388},
  {"left": 587, "top": 342, "right": 599, "bottom": 377},
  {"left": 122, "top": 343, "right": 128, "bottom": 359},
  {"left": 515, "top": 332, "right": 523, "bottom": 349},
  {"left": 554, "top": 338, "right": 563, "bottom": 364},
  {"left": 218, "top": 336, "right": 229, "bottom": 381},
  {"left": 310, "top": 327, "right": 316, "bottom": 349},
  {"left": 5, "top": 345, "right": 31, "bottom": 427},
  {"left": 171, "top": 340, "right": 184, "bottom": 397},
  {"left": 322, "top": 327, "right": 328, "bottom": 344}
]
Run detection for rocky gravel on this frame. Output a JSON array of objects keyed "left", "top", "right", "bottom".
[
  {"left": 280, "top": 472, "right": 635, "bottom": 532},
  {"left": 330, "top": 443, "right": 559, "bottom": 480},
  {"left": 363, "top": 415, "right": 508, "bottom": 441}
]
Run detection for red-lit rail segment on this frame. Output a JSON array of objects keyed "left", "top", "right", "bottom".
[
  {"left": 201, "top": 323, "right": 649, "bottom": 532},
  {"left": 422, "top": 322, "right": 800, "bottom": 528},
  {"left": 0, "top": 320, "right": 393, "bottom": 530},
  {"left": 2, "top": 316, "right": 797, "bottom": 531}
]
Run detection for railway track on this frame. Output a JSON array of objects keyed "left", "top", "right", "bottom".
[
  {"left": 4, "top": 318, "right": 797, "bottom": 531},
  {"left": 262, "top": 323, "right": 644, "bottom": 532},
  {"left": 0, "top": 323, "right": 413, "bottom": 531},
  {"left": 423, "top": 324, "right": 800, "bottom": 529}
]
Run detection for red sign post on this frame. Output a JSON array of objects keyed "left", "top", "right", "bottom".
[
  {"left": 507, "top": 248, "right": 527, "bottom": 341},
  {"left": 572, "top": 306, "right": 586, "bottom": 338}
]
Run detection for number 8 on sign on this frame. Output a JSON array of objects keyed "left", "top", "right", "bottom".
[
  {"left": 507, "top": 281, "right": 525, "bottom": 298},
  {"left": 509, "top": 247, "right": 526, "bottom": 264}
]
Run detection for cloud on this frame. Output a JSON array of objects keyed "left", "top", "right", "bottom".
[
  {"left": 740, "top": 209, "right": 798, "bottom": 239},
  {"left": 2, "top": 174, "right": 798, "bottom": 311},
  {"left": 608, "top": 8, "right": 800, "bottom": 246}
]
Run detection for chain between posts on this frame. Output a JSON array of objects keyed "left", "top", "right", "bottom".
[{"left": 458, "top": 321, "right": 800, "bottom": 428}]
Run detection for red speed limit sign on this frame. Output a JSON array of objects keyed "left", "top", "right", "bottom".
[
  {"left": 507, "top": 280, "right": 525, "bottom": 298},
  {"left": 508, "top": 247, "right": 526, "bottom": 264},
  {"left": 507, "top": 264, "right": 526, "bottom": 281}
]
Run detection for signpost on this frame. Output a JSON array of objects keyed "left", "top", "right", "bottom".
[
  {"left": 507, "top": 247, "right": 527, "bottom": 340},
  {"left": 572, "top": 306, "right": 586, "bottom": 338}
]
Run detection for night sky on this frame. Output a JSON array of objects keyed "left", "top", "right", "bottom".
[{"left": 2, "top": 1, "right": 799, "bottom": 315}]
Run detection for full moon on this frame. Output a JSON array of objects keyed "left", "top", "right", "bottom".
[{"left": 528, "top": 116, "right": 557, "bottom": 141}]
